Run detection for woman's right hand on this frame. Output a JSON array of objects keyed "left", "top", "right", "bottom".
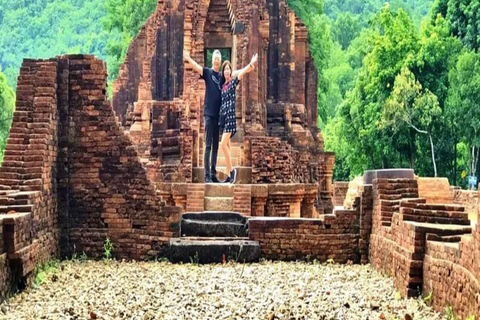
[{"left": 250, "top": 53, "right": 258, "bottom": 65}]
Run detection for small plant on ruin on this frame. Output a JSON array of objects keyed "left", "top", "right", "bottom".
[
  {"left": 79, "top": 251, "right": 88, "bottom": 263},
  {"left": 71, "top": 244, "right": 78, "bottom": 262},
  {"left": 33, "top": 259, "right": 60, "bottom": 288},
  {"left": 423, "top": 291, "right": 433, "bottom": 305},
  {"left": 155, "top": 256, "right": 169, "bottom": 263},
  {"left": 189, "top": 251, "right": 199, "bottom": 265},
  {"left": 445, "top": 305, "right": 459, "bottom": 320},
  {"left": 233, "top": 244, "right": 244, "bottom": 263},
  {"left": 103, "top": 237, "right": 114, "bottom": 262},
  {"left": 394, "top": 291, "right": 401, "bottom": 301}
]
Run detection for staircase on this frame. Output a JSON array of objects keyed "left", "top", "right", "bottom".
[{"left": 169, "top": 211, "right": 260, "bottom": 263}]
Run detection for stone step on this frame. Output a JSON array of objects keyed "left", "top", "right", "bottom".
[
  {"left": 204, "top": 184, "right": 234, "bottom": 197},
  {"left": 181, "top": 211, "right": 247, "bottom": 237},
  {"left": 168, "top": 237, "right": 260, "bottom": 263},
  {"left": 204, "top": 197, "right": 233, "bottom": 212},
  {"left": 193, "top": 166, "right": 252, "bottom": 184},
  {"left": 0, "top": 204, "right": 34, "bottom": 214},
  {"left": 400, "top": 201, "right": 465, "bottom": 212},
  {"left": 183, "top": 211, "right": 246, "bottom": 222},
  {"left": 400, "top": 207, "right": 469, "bottom": 219},
  {"left": 181, "top": 217, "right": 247, "bottom": 238},
  {"left": 407, "top": 221, "right": 472, "bottom": 237},
  {"left": 426, "top": 234, "right": 463, "bottom": 243},
  {"left": 402, "top": 214, "right": 471, "bottom": 226}
]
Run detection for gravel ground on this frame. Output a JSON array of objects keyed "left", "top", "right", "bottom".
[{"left": 0, "top": 260, "right": 445, "bottom": 320}]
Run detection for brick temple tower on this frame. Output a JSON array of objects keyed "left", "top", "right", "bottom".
[{"left": 111, "top": 0, "right": 335, "bottom": 216}]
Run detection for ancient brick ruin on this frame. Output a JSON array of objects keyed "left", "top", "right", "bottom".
[
  {"left": 112, "top": 0, "right": 335, "bottom": 213},
  {"left": 0, "top": 0, "right": 480, "bottom": 318}
]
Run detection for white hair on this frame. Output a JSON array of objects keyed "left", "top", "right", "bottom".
[{"left": 212, "top": 50, "right": 222, "bottom": 59}]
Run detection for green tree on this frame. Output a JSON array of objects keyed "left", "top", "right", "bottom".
[
  {"left": 0, "top": 70, "right": 15, "bottom": 164},
  {"left": 447, "top": 51, "right": 480, "bottom": 178},
  {"left": 103, "top": 0, "right": 157, "bottom": 81},
  {"left": 382, "top": 67, "right": 442, "bottom": 175},
  {"left": 431, "top": 0, "right": 480, "bottom": 51},
  {"left": 0, "top": 0, "right": 109, "bottom": 89},
  {"left": 332, "top": 13, "right": 362, "bottom": 50}
]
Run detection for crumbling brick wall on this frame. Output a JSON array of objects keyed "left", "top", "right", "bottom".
[
  {"left": 0, "top": 59, "right": 61, "bottom": 298},
  {"left": 367, "top": 174, "right": 477, "bottom": 320},
  {"left": 453, "top": 189, "right": 478, "bottom": 219},
  {"left": 248, "top": 209, "right": 362, "bottom": 263},
  {"left": 0, "top": 54, "right": 183, "bottom": 299},
  {"left": 333, "top": 181, "right": 349, "bottom": 207},
  {"left": 57, "top": 55, "right": 180, "bottom": 259}
]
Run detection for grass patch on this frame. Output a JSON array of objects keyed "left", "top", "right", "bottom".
[{"left": 33, "top": 259, "right": 60, "bottom": 288}]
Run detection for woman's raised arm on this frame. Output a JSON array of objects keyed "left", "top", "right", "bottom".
[{"left": 233, "top": 53, "right": 258, "bottom": 81}]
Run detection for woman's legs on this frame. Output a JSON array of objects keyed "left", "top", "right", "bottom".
[{"left": 220, "top": 132, "right": 232, "bottom": 175}]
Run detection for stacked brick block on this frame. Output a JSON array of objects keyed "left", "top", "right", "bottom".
[
  {"left": 416, "top": 177, "right": 454, "bottom": 204},
  {"left": 423, "top": 236, "right": 480, "bottom": 319},
  {"left": 369, "top": 177, "right": 474, "bottom": 301},
  {"left": 333, "top": 181, "right": 349, "bottom": 207},
  {"left": 453, "top": 189, "right": 478, "bottom": 219},
  {"left": 250, "top": 137, "right": 294, "bottom": 183},
  {"left": 0, "top": 59, "right": 61, "bottom": 297},
  {"left": 233, "top": 185, "right": 252, "bottom": 216}
]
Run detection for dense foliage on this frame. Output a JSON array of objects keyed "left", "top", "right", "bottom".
[
  {"left": 290, "top": 0, "right": 480, "bottom": 188},
  {"left": 0, "top": 70, "right": 15, "bottom": 163},
  {"left": 1, "top": 0, "right": 480, "bottom": 188}
]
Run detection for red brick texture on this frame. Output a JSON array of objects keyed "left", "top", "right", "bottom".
[
  {"left": 333, "top": 182, "right": 349, "bottom": 207},
  {"left": 0, "top": 59, "right": 60, "bottom": 297},
  {"left": 0, "top": 55, "right": 182, "bottom": 299},
  {"left": 367, "top": 177, "right": 480, "bottom": 319},
  {"left": 56, "top": 55, "right": 180, "bottom": 259},
  {"left": 248, "top": 183, "right": 372, "bottom": 263},
  {"left": 248, "top": 211, "right": 361, "bottom": 263},
  {"left": 111, "top": 0, "right": 336, "bottom": 214}
]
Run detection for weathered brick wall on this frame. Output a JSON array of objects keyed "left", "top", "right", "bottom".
[
  {"left": 369, "top": 178, "right": 426, "bottom": 297},
  {"left": 417, "top": 177, "right": 454, "bottom": 204},
  {"left": 423, "top": 235, "right": 480, "bottom": 319},
  {"left": 333, "top": 182, "right": 349, "bottom": 207},
  {"left": 59, "top": 55, "right": 180, "bottom": 259},
  {"left": 453, "top": 189, "right": 478, "bottom": 219},
  {"left": 367, "top": 176, "right": 477, "bottom": 309},
  {"left": 248, "top": 209, "right": 361, "bottom": 263},
  {"left": 0, "top": 59, "right": 60, "bottom": 298},
  {"left": 250, "top": 136, "right": 293, "bottom": 183},
  {"left": 248, "top": 182, "right": 371, "bottom": 263},
  {"left": 0, "top": 55, "right": 182, "bottom": 300},
  {"left": 419, "top": 186, "right": 480, "bottom": 319}
]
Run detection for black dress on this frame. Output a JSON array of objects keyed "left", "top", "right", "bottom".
[{"left": 219, "top": 77, "right": 239, "bottom": 137}]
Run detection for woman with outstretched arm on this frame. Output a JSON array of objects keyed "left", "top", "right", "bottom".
[{"left": 219, "top": 53, "right": 258, "bottom": 183}]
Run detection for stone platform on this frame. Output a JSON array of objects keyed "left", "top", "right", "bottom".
[{"left": 156, "top": 182, "right": 323, "bottom": 217}]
